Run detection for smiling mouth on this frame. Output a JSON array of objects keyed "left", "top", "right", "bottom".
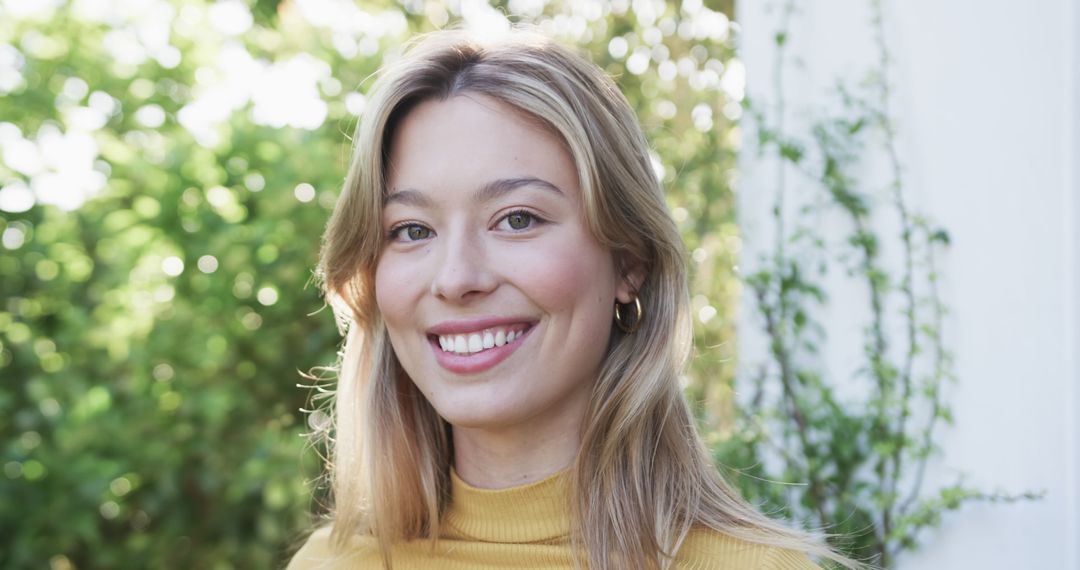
[{"left": 429, "top": 324, "right": 533, "bottom": 356}]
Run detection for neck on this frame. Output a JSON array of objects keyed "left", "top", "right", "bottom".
[{"left": 451, "top": 414, "right": 581, "bottom": 489}]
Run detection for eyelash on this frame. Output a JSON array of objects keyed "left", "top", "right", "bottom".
[
  {"left": 497, "top": 209, "right": 545, "bottom": 232},
  {"left": 387, "top": 222, "right": 431, "bottom": 242},
  {"left": 386, "top": 210, "right": 546, "bottom": 243}
]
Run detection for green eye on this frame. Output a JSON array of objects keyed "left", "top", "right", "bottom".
[
  {"left": 406, "top": 225, "right": 431, "bottom": 240},
  {"left": 390, "top": 223, "right": 432, "bottom": 242},
  {"left": 505, "top": 211, "right": 533, "bottom": 230}
]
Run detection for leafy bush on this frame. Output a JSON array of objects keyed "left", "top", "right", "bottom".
[{"left": 0, "top": 1, "right": 742, "bottom": 567}]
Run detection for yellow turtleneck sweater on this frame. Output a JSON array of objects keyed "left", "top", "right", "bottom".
[{"left": 286, "top": 469, "right": 821, "bottom": 569}]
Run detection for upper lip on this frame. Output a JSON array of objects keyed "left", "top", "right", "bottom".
[{"left": 426, "top": 316, "right": 538, "bottom": 336}]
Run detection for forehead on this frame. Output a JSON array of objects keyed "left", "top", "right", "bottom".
[{"left": 384, "top": 94, "right": 581, "bottom": 205}]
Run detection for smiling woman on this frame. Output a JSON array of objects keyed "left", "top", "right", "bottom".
[
  {"left": 377, "top": 94, "right": 626, "bottom": 440},
  {"left": 288, "top": 29, "right": 860, "bottom": 570}
]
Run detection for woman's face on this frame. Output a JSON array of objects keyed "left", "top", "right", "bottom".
[{"left": 375, "top": 94, "right": 633, "bottom": 431}]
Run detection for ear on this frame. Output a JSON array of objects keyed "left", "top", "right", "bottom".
[{"left": 614, "top": 255, "right": 646, "bottom": 304}]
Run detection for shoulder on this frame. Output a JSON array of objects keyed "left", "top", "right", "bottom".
[
  {"left": 676, "top": 526, "right": 823, "bottom": 570},
  {"left": 285, "top": 525, "right": 377, "bottom": 570}
]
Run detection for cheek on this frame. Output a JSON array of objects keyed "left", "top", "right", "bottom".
[
  {"left": 374, "top": 255, "right": 420, "bottom": 327},
  {"left": 374, "top": 256, "right": 430, "bottom": 381},
  {"left": 506, "top": 233, "right": 616, "bottom": 318}
]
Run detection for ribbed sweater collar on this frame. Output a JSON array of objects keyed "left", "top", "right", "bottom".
[{"left": 443, "top": 468, "right": 572, "bottom": 543}]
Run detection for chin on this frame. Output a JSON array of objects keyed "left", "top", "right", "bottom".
[
  {"left": 440, "top": 412, "right": 521, "bottom": 431},
  {"left": 425, "top": 390, "right": 528, "bottom": 430}
]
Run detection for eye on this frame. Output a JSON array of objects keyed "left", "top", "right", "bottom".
[
  {"left": 389, "top": 223, "right": 433, "bottom": 242},
  {"left": 497, "top": 210, "right": 541, "bottom": 232}
]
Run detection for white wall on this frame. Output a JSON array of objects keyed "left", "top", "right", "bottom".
[{"left": 735, "top": 1, "right": 1079, "bottom": 568}]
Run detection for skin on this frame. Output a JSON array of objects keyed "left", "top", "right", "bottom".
[{"left": 375, "top": 94, "right": 637, "bottom": 489}]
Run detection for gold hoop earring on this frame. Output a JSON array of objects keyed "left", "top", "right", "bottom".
[{"left": 614, "top": 296, "right": 643, "bottom": 334}]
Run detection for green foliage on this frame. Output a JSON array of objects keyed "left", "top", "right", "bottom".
[
  {"left": 719, "top": 1, "right": 1041, "bottom": 567},
  {"left": 0, "top": 1, "right": 742, "bottom": 567}
]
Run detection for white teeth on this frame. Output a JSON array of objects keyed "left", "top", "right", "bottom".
[{"left": 438, "top": 326, "right": 528, "bottom": 355}]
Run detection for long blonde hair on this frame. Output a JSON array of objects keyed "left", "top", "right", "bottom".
[{"left": 313, "top": 28, "right": 858, "bottom": 570}]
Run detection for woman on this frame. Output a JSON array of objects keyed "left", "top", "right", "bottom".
[{"left": 288, "top": 28, "right": 857, "bottom": 570}]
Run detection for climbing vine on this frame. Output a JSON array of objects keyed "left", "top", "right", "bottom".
[{"left": 715, "top": 1, "right": 1042, "bottom": 566}]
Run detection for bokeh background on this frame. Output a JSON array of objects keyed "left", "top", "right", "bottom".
[{"left": 0, "top": 1, "right": 746, "bottom": 567}]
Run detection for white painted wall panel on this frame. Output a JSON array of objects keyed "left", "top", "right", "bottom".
[{"left": 735, "top": 1, "right": 1078, "bottom": 567}]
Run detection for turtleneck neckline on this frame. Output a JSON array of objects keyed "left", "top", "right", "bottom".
[{"left": 443, "top": 467, "right": 572, "bottom": 544}]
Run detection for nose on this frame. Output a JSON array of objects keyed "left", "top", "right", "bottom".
[{"left": 429, "top": 230, "right": 497, "bottom": 303}]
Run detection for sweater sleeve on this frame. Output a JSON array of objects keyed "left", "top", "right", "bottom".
[
  {"left": 765, "top": 547, "right": 823, "bottom": 570},
  {"left": 285, "top": 526, "right": 341, "bottom": 570},
  {"left": 676, "top": 527, "right": 825, "bottom": 569}
]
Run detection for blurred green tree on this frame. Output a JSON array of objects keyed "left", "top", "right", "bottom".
[{"left": 0, "top": 0, "right": 740, "bottom": 567}]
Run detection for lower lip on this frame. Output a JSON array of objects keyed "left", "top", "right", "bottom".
[{"left": 429, "top": 326, "right": 534, "bottom": 375}]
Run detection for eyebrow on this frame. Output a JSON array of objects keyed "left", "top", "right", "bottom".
[{"left": 384, "top": 176, "right": 565, "bottom": 208}]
